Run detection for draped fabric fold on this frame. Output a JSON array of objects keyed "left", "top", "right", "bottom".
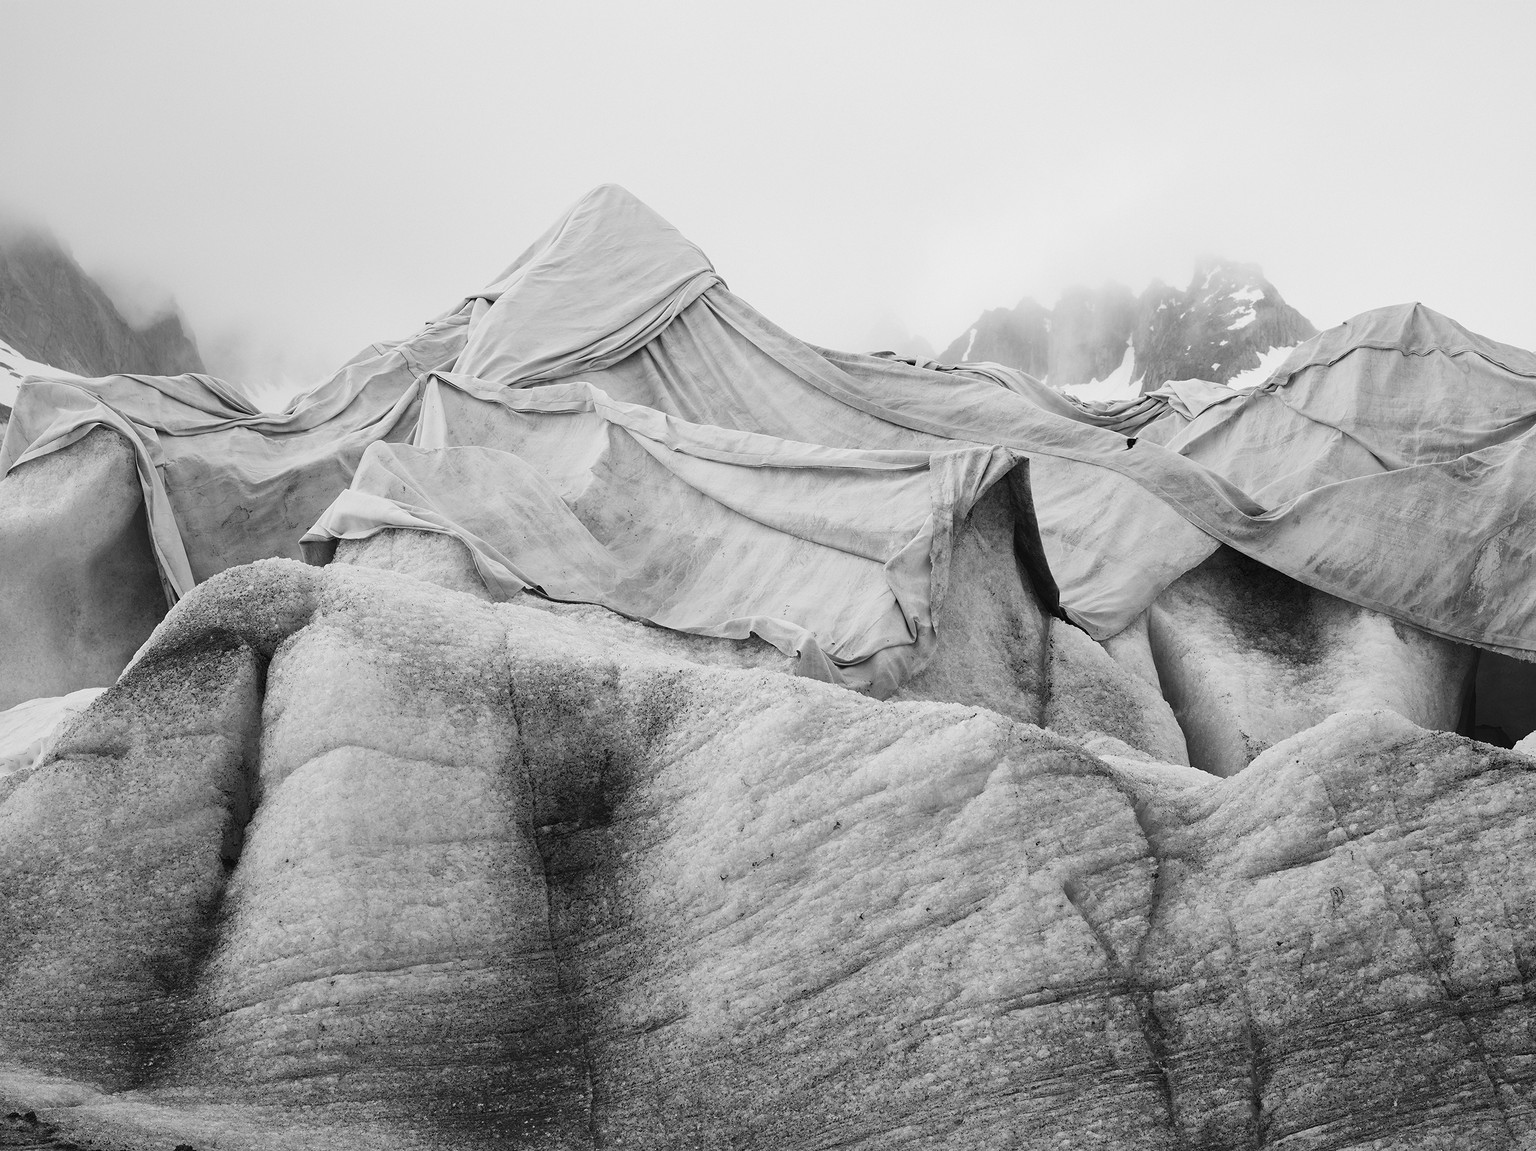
[
  {"left": 0, "top": 311, "right": 471, "bottom": 593},
  {"left": 451, "top": 183, "right": 723, "bottom": 386},
  {"left": 305, "top": 381, "right": 1022, "bottom": 696},
  {"left": 3, "top": 183, "right": 1534, "bottom": 673}
]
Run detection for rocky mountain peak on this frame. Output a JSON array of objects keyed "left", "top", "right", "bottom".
[
  {"left": 1136, "top": 258, "right": 1315, "bottom": 390},
  {"left": 1048, "top": 283, "right": 1136, "bottom": 386},
  {"left": 941, "top": 259, "right": 1316, "bottom": 397},
  {"left": 948, "top": 297, "right": 1050, "bottom": 377}
]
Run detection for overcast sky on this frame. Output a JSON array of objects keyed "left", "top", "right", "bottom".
[{"left": 2, "top": 0, "right": 1533, "bottom": 390}]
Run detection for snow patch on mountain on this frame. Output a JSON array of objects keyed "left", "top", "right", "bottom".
[
  {"left": 942, "top": 260, "right": 1315, "bottom": 396},
  {"left": 1225, "top": 344, "right": 1297, "bottom": 390},
  {"left": 1060, "top": 343, "right": 1140, "bottom": 402},
  {"left": 0, "top": 336, "right": 78, "bottom": 411}
]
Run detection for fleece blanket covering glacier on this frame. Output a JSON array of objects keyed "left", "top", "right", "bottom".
[{"left": 4, "top": 184, "right": 1535, "bottom": 685}]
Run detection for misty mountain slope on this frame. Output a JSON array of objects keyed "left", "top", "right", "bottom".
[
  {"left": 946, "top": 297, "right": 1051, "bottom": 377},
  {"left": 0, "top": 220, "right": 203, "bottom": 379},
  {"left": 942, "top": 259, "right": 1316, "bottom": 398}
]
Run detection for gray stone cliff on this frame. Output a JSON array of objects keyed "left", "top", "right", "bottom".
[{"left": 942, "top": 260, "right": 1317, "bottom": 392}]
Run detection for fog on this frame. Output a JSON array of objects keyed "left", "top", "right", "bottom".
[{"left": 3, "top": 1, "right": 1533, "bottom": 391}]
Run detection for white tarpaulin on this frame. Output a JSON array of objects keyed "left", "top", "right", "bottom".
[
  {"left": 305, "top": 380, "right": 1022, "bottom": 695},
  {"left": 4, "top": 184, "right": 1535, "bottom": 687}
]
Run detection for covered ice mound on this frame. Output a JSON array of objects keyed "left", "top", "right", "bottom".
[
  {"left": 332, "top": 480, "right": 1191, "bottom": 764},
  {"left": 2, "top": 561, "right": 1534, "bottom": 1148},
  {"left": 3, "top": 184, "right": 1536, "bottom": 785},
  {"left": 8, "top": 187, "right": 1536, "bottom": 711},
  {"left": 0, "top": 423, "right": 163, "bottom": 710}
]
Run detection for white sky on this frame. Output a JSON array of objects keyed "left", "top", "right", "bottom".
[{"left": 2, "top": 0, "right": 1533, "bottom": 388}]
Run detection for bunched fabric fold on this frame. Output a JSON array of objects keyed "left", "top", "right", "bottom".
[{"left": 4, "top": 183, "right": 1534, "bottom": 683}]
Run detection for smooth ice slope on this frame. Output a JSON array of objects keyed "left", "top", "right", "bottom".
[{"left": 1150, "top": 546, "right": 1476, "bottom": 775}]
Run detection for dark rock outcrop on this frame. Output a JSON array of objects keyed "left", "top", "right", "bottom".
[
  {"left": 1133, "top": 260, "right": 1316, "bottom": 390},
  {"left": 943, "top": 298, "right": 1050, "bottom": 378},
  {"left": 0, "top": 221, "right": 203, "bottom": 379},
  {"left": 942, "top": 260, "right": 1316, "bottom": 393}
]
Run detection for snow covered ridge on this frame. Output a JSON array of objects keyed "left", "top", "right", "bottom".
[
  {"left": 1060, "top": 340, "right": 1300, "bottom": 403},
  {"left": 941, "top": 259, "right": 1316, "bottom": 397},
  {"left": 0, "top": 336, "right": 78, "bottom": 410},
  {"left": 1059, "top": 342, "right": 1137, "bottom": 402}
]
